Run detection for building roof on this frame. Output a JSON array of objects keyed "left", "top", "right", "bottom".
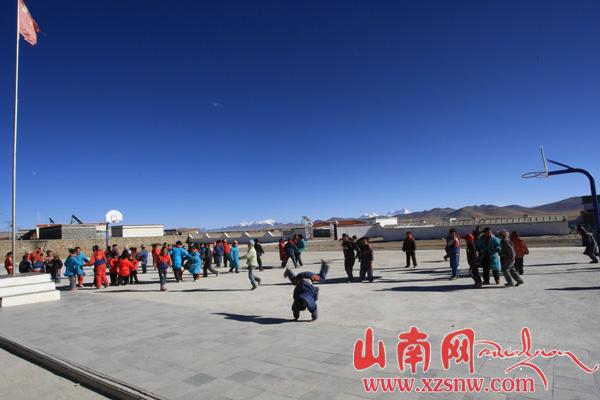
[
  {"left": 314, "top": 219, "right": 367, "bottom": 227},
  {"left": 112, "top": 224, "right": 164, "bottom": 228},
  {"left": 37, "top": 223, "right": 105, "bottom": 228}
]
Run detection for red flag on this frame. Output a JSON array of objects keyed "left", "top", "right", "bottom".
[{"left": 18, "top": 0, "right": 40, "bottom": 46}]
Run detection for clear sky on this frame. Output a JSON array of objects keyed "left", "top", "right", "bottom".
[{"left": 0, "top": 0, "right": 599, "bottom": 229}]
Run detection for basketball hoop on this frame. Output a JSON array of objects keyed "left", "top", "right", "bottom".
[
  {"left": 521, "top": 146, "right": 550, "bottom": 179},
  {"left": 521, "top": 171, "right": 549, "bottom": 179},
  {"left": 522, "top": 145, "right": 600, "bottom": 248}
]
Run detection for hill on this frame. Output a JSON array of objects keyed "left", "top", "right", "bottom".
[{"left": 390, "top": 197, "right": 582, "bottom": 223}]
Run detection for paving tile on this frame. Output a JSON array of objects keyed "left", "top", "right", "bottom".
[
  {"left": 226, "top": 369, "right": 261, "bottom": 384},
  {"left": 553, "top": 388, "right": 600, "bottom": 400},
  {"left": 553, "top": 374, "right": 597, "bottom": 394},
  {"left": 182, "top": 372, "right": 217, "bottom": 386}
]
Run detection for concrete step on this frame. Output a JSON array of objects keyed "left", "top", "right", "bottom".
[
  {"left": 0, "top": 281, "right": 57, "bottom": 297},
  {"left": 0, "top": 273, "right": 52, "bottom": 288},
  {"left": 0, "top": 290, "right": 61, "bottom": 307}
]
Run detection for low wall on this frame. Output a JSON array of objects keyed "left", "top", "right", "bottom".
[
  {"left": 188, "top": 231, "right": 282, "bottom": 245},
  {"left": 337, "top": 219, "right": 571, "bottom": 241}
]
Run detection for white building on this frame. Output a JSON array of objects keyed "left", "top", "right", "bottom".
[
  {"left": 366, "top": 216, "right": 398, "bottom": 226},
  {"left": 111, "top": 224, "right": 164, "bottom": 238}
]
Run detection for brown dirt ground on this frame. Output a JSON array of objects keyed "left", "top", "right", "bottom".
[{"left": 262, "top": 234, "right": 582, "bottom": 252}]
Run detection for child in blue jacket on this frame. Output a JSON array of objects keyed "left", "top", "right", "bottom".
[
  {"left": 228, "top": 241, "right": 240, "bottom": 273},
  {"left": 185, "top": 246, "right": 203, "bottom": 281},
  {"left": 169, "top": 241, "right": 189, "bottom": 282},
  {"left": 64, "top": 248, "right": 85, "bottom": 291}
]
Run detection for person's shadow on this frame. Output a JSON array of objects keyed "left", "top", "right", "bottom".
[{"left": 212, "top": 312, "right": 291, "bottom": 324}]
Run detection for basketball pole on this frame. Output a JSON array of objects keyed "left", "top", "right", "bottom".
[
  {"left": 105, "top": 222, "right": 109, "bottom": 249},
  {"left": 11, "top": 0, "right": 21, "bottom": 276},
  {"left": 545, "top": 159, "right": 600, "bottom": 248}
]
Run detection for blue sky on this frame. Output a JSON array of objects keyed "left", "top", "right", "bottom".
[{"left": 0, "top": 0, "right": 599, "bottom": 229}]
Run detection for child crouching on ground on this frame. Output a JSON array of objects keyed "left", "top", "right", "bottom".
[
  {"left": 283, "top": 259, "right": 330, "bottom": 284},
  {"left": 283, "top": 260, "right": 329, "bottom": 321}
]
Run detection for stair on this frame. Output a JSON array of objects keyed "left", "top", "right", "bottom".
[{"left": 0, "top": 273, "right": 61, "bottom": 308}]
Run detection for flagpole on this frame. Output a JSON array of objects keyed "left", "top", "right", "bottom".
[{"left": 11, "top": 0, "right": 21, "bottom": 276}]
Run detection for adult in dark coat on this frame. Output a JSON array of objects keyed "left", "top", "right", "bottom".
[
  {"left": 282, "top": 239, "right": 298, "bottom": 268},
  {"left": 254, "top": 239, "right": 265, "bottom": 271},
  {"left": 577, "top": 225, "right": 599, "bottom": 263},
  {"left": 202, "top": 244, "right": 219, "bottom": 277},
  {"left": 341, "top": 234, "right": 356, "bottom": 282},
  {"left": 358, "top": 237, "right": 374, "bottom": 282},
  {"left": 402, "top": 231, "right": 417, "bottom": 268},
  {"left": 465, "top": 234, "right": 482, "bottom": 288}
]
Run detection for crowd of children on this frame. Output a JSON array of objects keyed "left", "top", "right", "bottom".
[
  {"left": 2, "top": 238, "right": 295, "bottom": 293},
  {"left": 3, "top": 226, "right": 599, "bottom": 320},
  {"left": 427, "top": 227, "right": 529, "bottom": 288},
  {"left": 339, "top": 234, "right": 375, "bottom": 282},
  {"left": 277, "top": 235, "right": 307, "bottom": 268},
  {"left": 338, "top": 227, "right": 533, "bottom": 289}
]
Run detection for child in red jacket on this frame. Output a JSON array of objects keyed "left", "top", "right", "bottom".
[
  {"left": 117, "top": 251, "right": 133, "bottom": 286},
  {"left": 129, "top": 248, "right": 140, "bottom": 284},
  {"left": 157, "top": 247, "right": 172, "bottom": 292},
  {"left": 108, "top": 255, "right": 118, "bottom": 286},
  {"left": 88, "top": 245, "right": 109, "bottom": 289},
  {"left": 510, "top": 231, "right": 529, "bottom": 275},
  {"left": 30, "top": 248, "right": 45, "bottom": 273},
  {"left": 278, "top": 239, "right": 287, "bottom": 268},
  {"left": 4, "top": 251, "right": 14, "bottom": 275},
  {"left": 151, "top": 244, "right": 161, "bottom": 270}
]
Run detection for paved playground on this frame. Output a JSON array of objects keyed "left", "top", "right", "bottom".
[
  {"left": 0, "top": 347, "right": 103, "bottom": 399},
  {"left": 0, "top": 248, "right": 599, "bottom": 399}
]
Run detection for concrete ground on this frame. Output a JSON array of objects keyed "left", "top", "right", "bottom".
[
  {"left": 0, "top": 248, "right": 599, "bottom": 400},
  {"left": 0, "top": 347, "right": 105, "bottom": 399}
]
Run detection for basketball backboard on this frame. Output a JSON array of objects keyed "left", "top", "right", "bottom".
[{"left": 105, "top": 209, "right": 123, "bottom": 224}]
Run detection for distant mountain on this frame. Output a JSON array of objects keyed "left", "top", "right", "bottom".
[
  {"left": 359, "top": 209, "right": 411, "bottom": 219},
  {"left": 447, "top": 205, "right": 536, "bottom": 219},
  {"left": 325, "top": 217, "right": 350, "bottom": 221},
  {"left": 205, "top": 197, "right": 583, "bottom": 232},
  {"left": 532, "top": 196, "right": 582, "bottom": 215},
  {"left": 389, "top": 209, "right": 411, "bottom": 216},
  {"left": 207, "top": 219, "right": 301, "bottom": 232},
  {"left": 239, "top": 219, "right": 276, "bottom": 227},
  {"left": 393, "top": 197, "right": 583, "bottom": 222},
  {"left": 359, "top": 212, "right": 380, "bottom": 219},
  {"left": 396, "top": 207, "right": 456, "bottom": 221}
]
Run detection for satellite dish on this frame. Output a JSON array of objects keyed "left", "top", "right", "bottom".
[{"left": 105, "top": 210, "right": 123, "bottom": 224}]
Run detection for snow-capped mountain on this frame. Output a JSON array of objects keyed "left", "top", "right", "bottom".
[
  {"left": 239, "top": 219, "right": 276, "bottom": 227},
  {"left": 359, "top": 209, "right": 411, "bottom": 219},
  {"left": 207, "top": 219, "right": 297, "bottom": 232},
  {"left": 388, "top": 209, "right": 411, "bottom": 216},
  {"left": 359, "top": 212, "right": 380, "bottom": 219}
]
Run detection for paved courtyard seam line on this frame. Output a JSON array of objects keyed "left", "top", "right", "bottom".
[{"left": 0, "top": 334, "right": 167, "bottom": 400}]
